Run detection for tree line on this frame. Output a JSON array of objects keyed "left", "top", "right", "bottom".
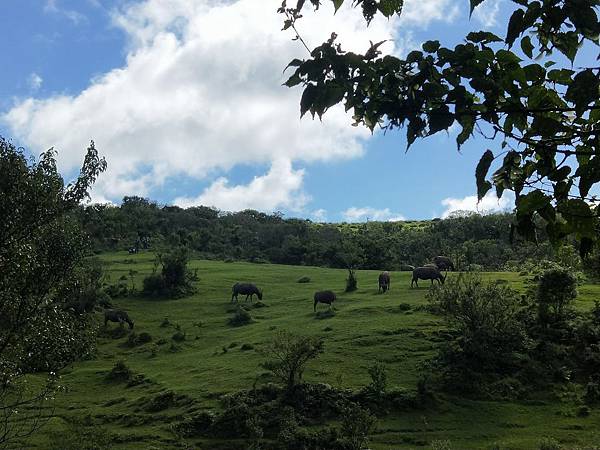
[{"left": 74, "top": 197, "right": 562, "bottom": 271}]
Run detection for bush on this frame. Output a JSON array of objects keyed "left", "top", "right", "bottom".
[
  {"left": 297, "top": 276, "right": 311, "bottom": 283},
  {"left": 366, "top": 362, "right": 387, "bottom": 397},
  {"left": 345, "top": 269, "right": 358, "bottom": 292},
  {"left": 466, "top": 263, "right": 484, "bottom": 272},
  {"left": 427, "top": 274, "right": 530, "bottom": 392},
  {"left": 260, "top": 331, "right": 324, "bottom": 393},
  {"left": 172, "top": 331, "right": 186, "bottom": 342},
  {"left": 144, "top": 391, "right": 176, "bottom": 412},
  {"left": 228, "top": 307, "right": 252, "bottom": 327},
  {"left": 142, "top": 273, "right": 165, "bottom": 296},
  {"left": 538, "top": 438, "right": 561, "bottom": 450},
  {"left": 339, "top": 403, "right": 376, "bottom": 450},
  {"left": 106, "top": 360, "right": 132, "bottom": 382},
  {"left": 142, "top": 248, "right": 196, "bottom": 298},
  {"left": 537, "top": 269, "right": 577, "bottom": 325},
  {"left": 125, "top": 332, "right": 152, "bottom": 347},
  {"left": 430, "top": 441, "right": 453, "bottom": 450}
]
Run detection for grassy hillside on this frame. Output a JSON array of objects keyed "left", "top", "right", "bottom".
[{"left": 29, "top": 253, "right": 600, "bottom": 449}]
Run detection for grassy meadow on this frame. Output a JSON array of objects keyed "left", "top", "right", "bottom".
[{"left": 29, "top": 252, "right": 600, "bottom": 449}]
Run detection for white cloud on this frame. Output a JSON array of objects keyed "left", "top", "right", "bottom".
[
  {"left": 343, "top": 207, "right": 405, "bottom": 222},
  {"left": 471, "top": 0, "right": 502, "bottom": 27},
  {"left": 28, "top": 73, "right": 43, "bottom": 91},
  {"left": 174, "top": 159, "right": 308, "bottom": 212},
  {"left": 5, "top": 0, "right": 460, "bottom": 212},
  {"left": 440, "top": 191, "right": 514, "bottom": 218},
  {"left": 311, "top": 208, "right": 327, "bottom": 222},
  {"left": 401, "top": 0, "right": 461, "bottom": 27},
  {"left": 44, "top": 0, "right": 88, "bottom": 25}
]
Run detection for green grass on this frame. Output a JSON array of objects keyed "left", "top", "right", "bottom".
[{"left": 28, "top": 252, "right": 600, "bottom": 449}]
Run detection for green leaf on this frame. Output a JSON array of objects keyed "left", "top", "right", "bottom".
[
  {"left": 517, "top": 190, "right": 551, "bottom": 215},
  {"left": 428, "top": 105, "right": 454, "bottom": 135},
  {"left": 300, "top": 84, "right": 318, "bottom": 118},
  {"left": 466, "top": 31, "right": 503, "bottom": 43},
  {"left": 378, "top": 0, "right": 404, "bottom": 18},
  {"left": 565, "top": 69, "right": 600, "bottom": 114},
  {"left": 456, "top": 113, "right": 475, "bottom": 150},
  {"left": 332, "top": 0, "right": 344, "bottom": 12},
  {"left": 520, "top": 35, "right": 534, "bottom": 58},
  {"left": 476, "top": 150, "right": 494, "bottom": 201},
  {"left": 506, "top": 9, "right": 525, "bottom": 46},
  {"left": 469, "top": 0, "right": 486, "bottom": 17},
  {"left": 422, "top": 40, "right": 441, "bottom": 53}
]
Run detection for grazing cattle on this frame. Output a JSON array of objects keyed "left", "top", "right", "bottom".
[
  {"left": 433, "top": 256, "right": 455, "bottom": 271},
  {"left": 314, "top": 290, "right": 336, "bottom": 312},
  {"left": 104, "top": 309, "right": 134, "bottom": 329},
  {"left": 128, "top": 247, "right": 138, "bottom": 254},
  {"left": 411, "top": 267, "right": 445, "bottom": 288},
  {"left": 378, "top": 271, "right": 391, "bottom": 293},
  {"left": 231, "top": 283, "right": 263, "bottom": 303}
]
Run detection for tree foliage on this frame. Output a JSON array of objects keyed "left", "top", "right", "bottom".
[
  {"left": 0, "top": 136, "right": 106, "bottom": 447},
  {"left": 280, "top": 0, "right": 600, "bottom": 255},
  {"left": 260, "top": 331, "right": 324, "bottom": 393}
]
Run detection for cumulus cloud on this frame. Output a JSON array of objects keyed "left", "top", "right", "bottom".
[
  {"left": 28, "top": 73, "right": 43, "bottom": 91},
  {"left": 440, "top": 191, "right": 514, "bottom": 218},
  {"left": 5, "top": 0, "right": 460, "bottom": 211},
  {"left": 311, "top": 208, "right": 328, "bottom": 223},
  {"left": 174, "top": 159, "right": 308, "bottom": 212},
  {"left": 343, "top": 207, "right": 405, "bottom": 222}
]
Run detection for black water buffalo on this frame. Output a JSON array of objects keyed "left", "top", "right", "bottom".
[
  {"left": 314, "top": 290, "right": 336, "bottom": 312},
  {"left": 411, "top": 267, "right": 445, "bottom": 287},
  {"left": 231, "top": 283, "right": 263, "bottom": 303},
  {"left": 378, "top": 271, "right": 391, "bottom": 293},
  {"left": 104, "top": 309, "right": 134, "bottom": 329},
  {"left": 433, "top": 256, "right": 455, "bottom": 271}
]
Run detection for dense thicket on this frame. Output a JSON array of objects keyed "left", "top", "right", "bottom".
[{"left": 74, "top": 197, "right": 563, "bottom": 270}]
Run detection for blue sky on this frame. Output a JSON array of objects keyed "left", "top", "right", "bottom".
[{"left": 0, "top": 0, "right": 541, "bottom": 221}]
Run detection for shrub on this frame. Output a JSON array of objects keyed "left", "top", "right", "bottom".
[
  {"left": 142, "top": 273, "right": 165, "bottom": 296},
  {"left": 584, "top": 380, "right": 600, "bottom": 405},
  {"left": 132, "top": 332, "right": 152, "bottom": 347},
  {"left": 427, "top": 274, "right": 530, "bottom": 392},
  {"left": 228, "top": 306, "right": 252, "bottom": 327},
  {"left": 538, "top": 438, "right": 561, "bottom": 450},
  {"left": 366, "top": 362, "right": 387, "bottom": 397},
  {"left": 142, "top": 248, "right": 196, "bottom": 298},
  {"left": 106, "top": 360, "right": 132, "bottom": 382},
  {"left": 172, "top": 331, "right": 186, "bottom": 342},
  {"left": 339, "top": 403, "right": 376, "bottom": 450},
  {"left": 260, "top": 331, "right": 324, "bottom": 393},
  {"left": 144, "top": 391, "right": 176, "bottom": 412},
  {"left": 537, "top": 269, "right": 577, "bottom": 325},
  {"left": 297, "top": 276, "right": 311, "bottom": 283},
  {"left": 430, "top": 441, "right": 453, "bottom": 450},
  {"left": 466, "top": 263, "right": 484, "bottom": 272},
  {"left": 175, "top": 411, "right": 215, "bottom": 437},
  {"left": 345, "top": 269, "right": 358, "bottom": 292}
]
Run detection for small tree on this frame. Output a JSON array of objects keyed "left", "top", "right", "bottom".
[
  {"left": 339, "top": 403, "right": 376, "bottom": 450},
  {"left": 537, "top": 268, "right": 577, "bottom": 325},
  {"left": 143, "top": 247, "right": 195, "bottom": 297},
  {"left": 0, "top": 136, "right": 106, "bottom": 446},
  {"left": 346, "top": 268, "right": 358, "bottom": 293},
  {"left": 260, "top": 331, "right": 324, "bottom": 393}
]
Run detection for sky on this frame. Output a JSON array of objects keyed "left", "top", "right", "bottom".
[{"left": 0, "top": 0, "right": 524, "bottom": 221}]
